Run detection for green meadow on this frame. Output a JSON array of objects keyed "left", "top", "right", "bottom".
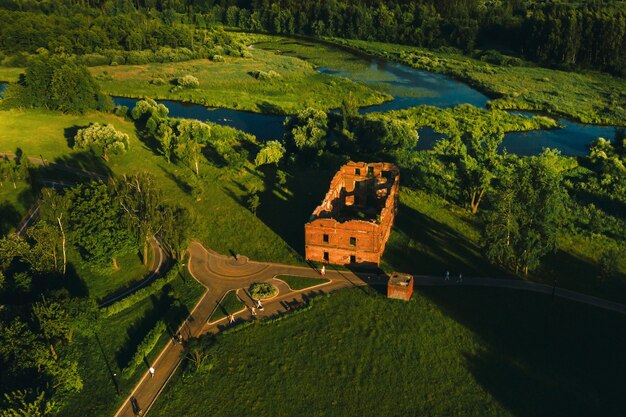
[{"left": 151, "top": 287, "right": 626, "bottom": 417}]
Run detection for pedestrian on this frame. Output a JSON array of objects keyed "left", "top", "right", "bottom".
[
  {"left": 149, "top": 367, "right": 155, "bottom": 378},
  {"left": 229, "top": 314, "right": 235, "bottom": 323},
  {"left": 257, "top": 299, "right": 264, "bottom": 311},
  {"left": 251, "top": 306, "right": 256, "bottom": 316},
  {"left": 445, "top": 271, "right": 450, "bottom": 281},
  {"left": 457, "top": 273, "right": 463, "bottom": 283},
  {"left": 321, "top": 265, "right": 325, "bottom": 276}
]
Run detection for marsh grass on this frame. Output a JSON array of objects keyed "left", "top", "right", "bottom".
[
  {"left": 88, "top": 50, "right": 390, "bottom": 114},
  {"left": 331, "top": 38, "right": 626, "bottom": 126}
]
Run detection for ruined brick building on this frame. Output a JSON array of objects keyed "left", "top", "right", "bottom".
[{"left": 304, "top": 162, "right": 399, "bottom": 267}]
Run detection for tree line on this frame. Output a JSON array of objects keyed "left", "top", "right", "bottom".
[{"left": 1, "top": 0, "right": 624, "bottom": 75}]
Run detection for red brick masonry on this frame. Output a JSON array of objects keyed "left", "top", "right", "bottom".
[
  {"left": 305, "top": 162, "right": 399, "bottom": 267},
  {"left": 387, "top": 273, "right": 414, "bottom": 301}
]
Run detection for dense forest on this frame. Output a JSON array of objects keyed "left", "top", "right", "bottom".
[{"left": 0, "top": 0, "right": 625, "bottom": 75}]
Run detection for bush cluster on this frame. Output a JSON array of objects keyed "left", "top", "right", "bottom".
[
  {"left": 249, "top": 70, "right": 281, "bottom": 80},
  {"left": 101, "top": 263, "right": 182, "bottom": 317},
  {"left": 177, "top": 75, "right": 200, "bottom": 89},
  {"left": 249, "top": 282, "right": 278, "bottom": 300},
  {"left": 122, "top": 321, "right": 167, "bottom": 378}
]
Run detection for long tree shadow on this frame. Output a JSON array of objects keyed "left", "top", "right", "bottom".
[
  {"left": 419, "top": 286, "right": 626, "bottom": 417},
  {"left": 383, "top": 202, "right": 501, "bottom": 276},
  {"left": 538, "top": 248, "right": 626, "bottom": 304},
  {"left": 0, "top": 201, "right": 20, "bottom": 235}
]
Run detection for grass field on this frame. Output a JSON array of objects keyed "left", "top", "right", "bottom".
[
  {"left": 151, "top": 287, "right": 626, "bottom": 417},
  {"left": 58, "top": 266, "right": 205, "bottom": 417},
  {"left": 209, "top": 290, "right": 245, "bottom": 322},
  {"left": 87, "top": 48, "right": 389, "bottom": 114},
  {"left": 67, "top": 245, "right": 151, "bottom": 302},
  {"left": 0, "top": 108, "right": 301, "bottom": 265},
  {"left": 329, "top": 38, "right": 626, "bottom": 126},
  {"left": 276, "top": 275, "right": 330, "bottom": 290}
]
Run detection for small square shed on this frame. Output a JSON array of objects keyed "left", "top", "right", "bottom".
[{"left": 387, "top": 273, "right": 414, "bottom": 301}]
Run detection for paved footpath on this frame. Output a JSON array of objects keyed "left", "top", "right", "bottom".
[{"left": 113, "top": 241, "right": 626, "bottom": 417}]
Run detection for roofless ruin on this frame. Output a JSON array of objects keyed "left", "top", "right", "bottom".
[{"left": 305, "top": 162, "right": 399, "bottom": 267}]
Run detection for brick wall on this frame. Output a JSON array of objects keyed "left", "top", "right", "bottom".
[{"left": 305, "top": 162, "right": 399, "bottom": 267}]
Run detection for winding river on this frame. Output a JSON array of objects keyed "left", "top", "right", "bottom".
[
  {"left": 1, "top": 42, "right": 620, "bottom": 156},
  {"left": 114, "top": 49, "right": 619, "bottom": 156}
]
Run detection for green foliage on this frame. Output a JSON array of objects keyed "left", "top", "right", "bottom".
[
  {"left": 249, "top": 69, "right": 281, "bottom": 80},
  {"left": 3, "top": 53, "right": 110, "bottom": 113},
  {"left": 73, "top": 123, "right": 129, "bottom": 160},
  {"left": 159, "top": 205, "right": 194, "bottom": 261},
  {"left": 246, "top": 192, "right": 260, "bottom": 216},
  {"left": 284, "top": 107, "right": 328, "bottom": 153},
  {"left": 0, "top": 389, "right": 56, "bottom": 417},
  {"left": 484, "top": 154, "right": 568, "bottom": 275},
  {"left": 66, "top": 181, "right": 134, "bottom": 266},
  {"left": 101, "top": 264, "right": 183, "bottom": 317},
  {"left": 0, "top": 154, "right": 30, "bottom": 189},
  {"left": 254, "top": 140, "right": 285, "bottom": 167},
  {"left": 211, "top": 54, "right": 224, "bottom": 62},
  {"left": 122, "top": 320, "right": 166, "bottom": 378},
  {"left": 32, "top": 297, "right": 73, "bottom": 344},
  {"left": 177, "top": 74, "right": 199, "bottom": 89},
  {"left": 248, "top": 282, "right": 278, "bottom": 300}
]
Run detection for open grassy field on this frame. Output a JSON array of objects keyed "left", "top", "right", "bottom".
[
  {"left": 151, "top": 287, "right": 626, "bottom": 417},
  {"left": 329, "top": 38, "right": 626, "bottom": 126},
  {"left": 58, "top": 266, "right": 205, "bottom": 417},
  {"left": 0, "top": 108, "right": 301, "bottom": 266},
  {"left": 87, "top": 48, "right": 389, "bottom": 114}
]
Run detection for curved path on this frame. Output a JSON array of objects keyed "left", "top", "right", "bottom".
[
  {"left": 7, "top": 153, "right": 167, "bottom": 307},
  {"left": 113, "top": 240, "right": 626, "bottom": 417}
]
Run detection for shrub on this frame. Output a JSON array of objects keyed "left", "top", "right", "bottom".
[
  {"left": 101, "top": 264, "right": 183, "bottom": 317},
  {"left": 177, "top": 74, "right": 200, "bottom": 88},
  {"left": 73, "top": 123, "right": 129, "bottom": 160},
  {"left": 249, "top": 70, "right": 281, "bottom": 80},
  {"left": 211, "top": 54, "right": 224, "bottom": 62},
  {"left": 150, "top": 77, "right": 167, "bottom": 85},
  {"left": 122, "top": 321, "right": 166, "bottom": 378},
  {"left": 249, "top": 282, "right": 278, "bottom": 300}
]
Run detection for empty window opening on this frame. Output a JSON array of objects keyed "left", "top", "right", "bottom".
[
  {"left": 323, "top": 234, "right": 329, "bottom": 243},
  {"left": 355, "top": 168, "right": 361, "bottom": 175},
  {"left": 350, "top": 255, "right": 356, "bottom": 263},
  {"left": 323, "top": 252, "right": 329, "bottom": 261},
  {"left": 349, "top": 237, "right": 356, "bottom": 246}
]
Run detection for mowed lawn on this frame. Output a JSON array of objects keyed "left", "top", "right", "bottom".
[
  {"left": 151, "top": 287, "right": 626, "bottom": 417},
  {"left": 89, "top": 48, "right": 390, "bottom": 114}
]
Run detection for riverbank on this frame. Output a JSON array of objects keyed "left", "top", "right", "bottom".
[{"left": 327, "top": 37, "right": 626, "bottom": 127}]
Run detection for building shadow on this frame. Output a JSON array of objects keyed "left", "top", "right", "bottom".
[{"left": 383, "top": 202, "right": 501, "bottom": 277}]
